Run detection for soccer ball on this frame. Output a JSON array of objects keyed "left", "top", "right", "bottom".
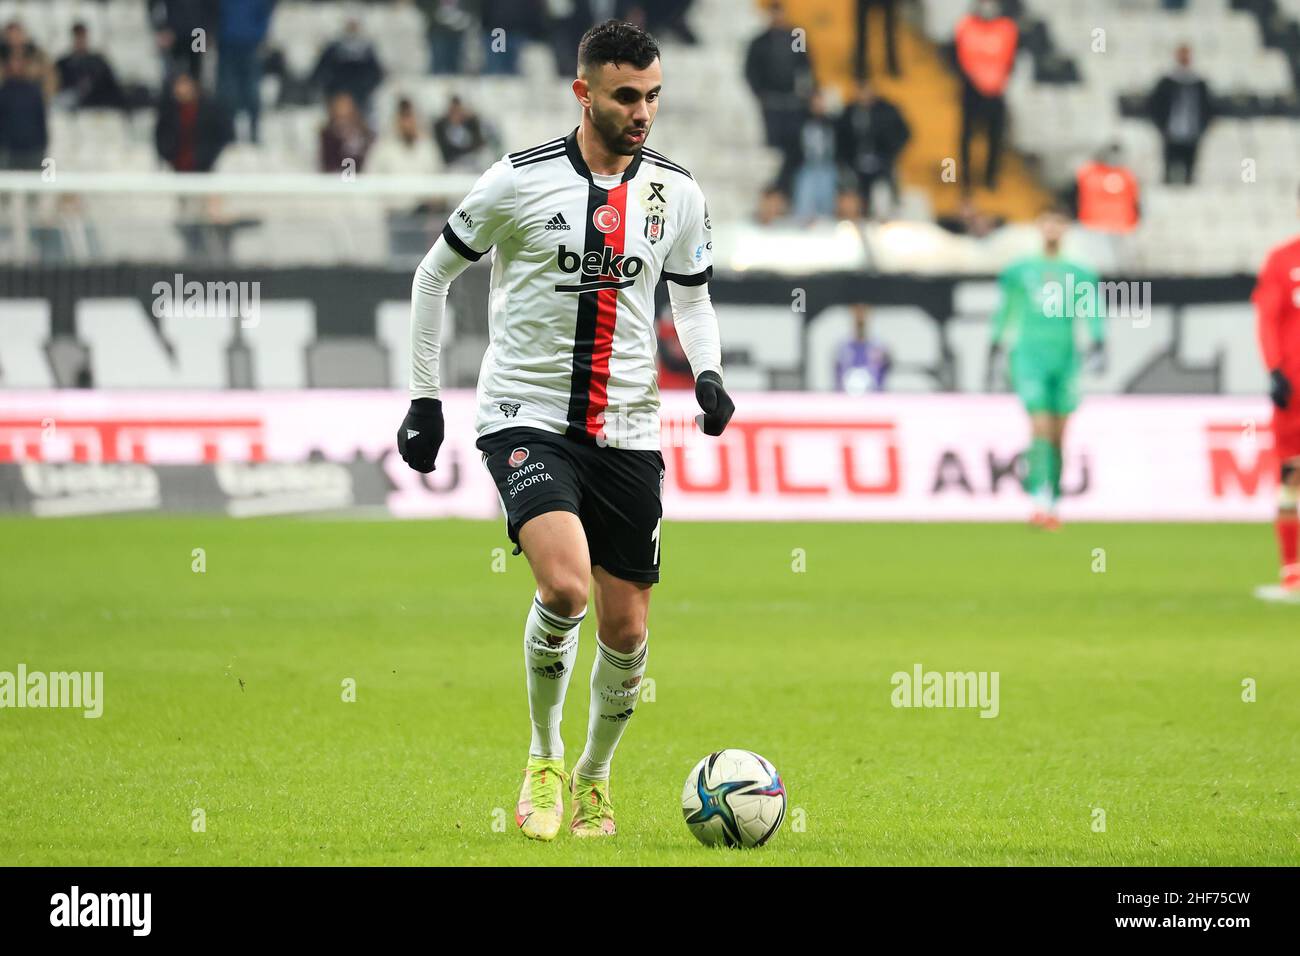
[{"left": 681, "top": 749, "right": 786, "bottom": 848}]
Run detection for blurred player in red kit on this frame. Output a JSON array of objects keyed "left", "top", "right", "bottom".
[{"left": 1252, "top": 208, "right": 1300, "bottom": 593}]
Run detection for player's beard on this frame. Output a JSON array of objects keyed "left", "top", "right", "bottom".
[{"left": 588, "top": 103, "right": 649, "bottom": 157}]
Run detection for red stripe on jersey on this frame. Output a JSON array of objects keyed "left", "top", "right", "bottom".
[{"left": 585, "top": 182, "right": 628, "bottom": 438}]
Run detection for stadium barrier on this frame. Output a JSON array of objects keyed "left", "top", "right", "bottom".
[{"left": 0, "top": 390, "right": 1279, "bottom": 521}]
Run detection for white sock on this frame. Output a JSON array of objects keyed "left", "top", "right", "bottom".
[
  {"left": 524, "top": 592, "right": 584, "bottom": 760},
  {"left": 574, "top": 632, "right": 648, "bottom": 780}
]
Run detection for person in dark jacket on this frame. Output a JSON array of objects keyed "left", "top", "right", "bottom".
[
  {"left": 0, "top": 50, "right": 48, "bottom": 169},
  {"left": 1148, "top": 44, "right": 1212, "bottom": 185},
  {"left": 216, "top": 0, "right": 273, "bottom": 142},
  {"left": 310, "top": 18, "right": 383, "bottom": 114},
  {"left": 744, "top": 4, "right": 815, "bottom": 152},
  {"left": 836, "top": 79, "right": 910, "bottom": 215},
  {"left": 319, "top": 90, "right": 374, "bottom": 173},
  {"left": 150, "top": 0, "right": 213, "bottom": 82},
  {"left": 432, "top": 95, "right": 486, "bottom": 170},
  {"left": 56, "top": 23, "right": 124, "bottom": 109},
  {"left": 155, "top": 71, "right": 233, "bottom": 172}
]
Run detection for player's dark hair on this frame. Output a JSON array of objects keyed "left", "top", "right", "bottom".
[{"left": 578, "top": 19, "right": 660, "bottom": 74}]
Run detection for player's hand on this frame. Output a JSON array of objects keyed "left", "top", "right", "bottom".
[
  {"left": 985, "top": 343, "right": 1004, "bottom": 392},
  {"left": 694, "top": 371, "right": 734, "bottom": 436},
  {"left": 1270, "top": 368, "right": 1293, "bottom": 410},
  {"left": 396, "top": 398, "right": 444, "bottom": 473},
  {"left": 1085, "top": 342, "right": 1107, "bottom": 376}
]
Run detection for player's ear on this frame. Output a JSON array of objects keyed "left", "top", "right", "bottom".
[{"left": 572, "top": 76, "right": 591, "bottom": 108}]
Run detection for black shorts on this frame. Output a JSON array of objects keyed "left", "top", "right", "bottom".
[{"left": 476, "top": 426, "right": 665, "bottom": 584}]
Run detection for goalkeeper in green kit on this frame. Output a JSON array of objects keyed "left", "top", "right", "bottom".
[{"left": 987, "top": 208, "right": 1105, "bottom": 529}]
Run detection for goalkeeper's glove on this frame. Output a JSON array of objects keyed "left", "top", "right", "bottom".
[
  {"left": 396, "top": 398, "right": 444, "bottom": 473},
  {"left": 1085, "top": 342, "right": 1107, "bottom": 376},
  {"left": 985, "top": 342, "right": 1004, "bottom": 392},
  {"left": 1270, "top": 368, "right": 1293, "bottom": 410},
  {"left": 694, "top": 370, "right": 735, "bottom": 436}
]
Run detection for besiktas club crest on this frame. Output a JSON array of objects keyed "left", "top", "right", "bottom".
[{"left": 644, "top": 213, "right": 665, "bottom": 245}]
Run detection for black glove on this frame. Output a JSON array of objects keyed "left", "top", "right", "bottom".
[
  {"left": 985, "top": 342, "right": 1003, "bottom": 392},
  {"left": 1270, "top": 368, "right": 1293, "bottom": 411},
  {"left": 396, "top": 398, "right": 444, "bottom": 473},
  {"left": 694, "top": 370, "right": 734, "bottom": 436}
]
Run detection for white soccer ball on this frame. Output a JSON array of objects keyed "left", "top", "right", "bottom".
[{"left": 681, "top": 749, "right": 786, "bottom": 848}]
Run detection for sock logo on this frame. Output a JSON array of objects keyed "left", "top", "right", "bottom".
[
  {"left": 600, "top": 707, "right": 635, "bottom": 721},
  {"left": 532, "top": 661, "right": 566, "bottom": 679}
]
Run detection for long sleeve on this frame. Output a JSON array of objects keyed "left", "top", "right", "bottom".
[
  {"left": 667, "top": 281, "right": 722, "bottom": 379},
  {"left": 409, "top": 235, "right": 473, "bottom": 399},
  {"left": 1253, "top": 253, "right": 1286, "bottom": 370}
]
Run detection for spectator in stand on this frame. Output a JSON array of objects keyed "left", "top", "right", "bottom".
[
  {"left": 836, "top": 79, "right": 910, "bottom": 217},
  {"left": 320, "top": 91, "right": 374, "bottom": 174},
  {"left": 835, "top": 304, "right": 892, "bottom": 393},
  {"left": 1069, "top": 142, "right": 1140, "bottom": 234},
  {"left": 433, "top": 95, "right": 488, "bottom": 170},
  {"left": 418, "top": 0, "right": 474, "bottom": 75},
  {"left": 369, "top": 97, "right": 442, "bottom": 256},
  {"left": 369, "top": 98, "right": 439, "bottom": 176},
  {"left": 216, "top": 0, "right": 273, "bottom": 143},
  {"left": 936, "top": 197, "right": 1003, "bottom": 237},
  {"left": 1148, "top": 44, "right": 1212, "bottom": 185},
  {"left": 0, "top": 50, "right": 48, "bottom": 170},
  {"left": 311, "top": 18, "right": 384, "bottom": 116},
  {"left": 632, "top": 0, "right": 699, "bottom": 45},
  {"left": 480, "top": 0, "right": 543, "bottom": 76},
  {"left": 755, "top": 184, "right": 791, "bottom": 225},
  {"left": 1, "top": 20, "right": 56, "bottom": 99},
  {"left": 954, "top": 0, "right": 1017, "bottom": 193},
  {"left": 56, "top": 23, "right": 125, "bottom": 110},
  {"left": 149, "top": 0, "right": 210, "bottom": 83},
  {"left": 854, "top": 0, "right": 900, "bottom": 79},
  {"left": 155, "top": 71, "right": 233, "bottom": 172},
  {"left": 547, "top": 0, "right": 593, "bottom": 78},
  {"left": 744, "top": 3, "right": 815, "bottom": 153},
  {"left": 780, "top": 89, "right": 839, "bottom": 221}
]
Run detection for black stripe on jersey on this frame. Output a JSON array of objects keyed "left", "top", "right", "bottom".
[
  {"left": 511, "top": 149, "right": 566, "bottom": 170},
  {"left": 508, "top": 138, "right": 565, "bottom": 162},
  {"left": 564, "top": 182, "right": 608, "bottom": 444},
  {"left": 663, "top": 265, "right": 713, "bottom": 286},
  {"left": 642, "top": 157, "right": 693, "bottom": 179},
  {"left": 441, "top": 222, "right": 485, "bottom": 261},
  {"left": 640, "top": 147, "right": 693, "bottom": 179}
]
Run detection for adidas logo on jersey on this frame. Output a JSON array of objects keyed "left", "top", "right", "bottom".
[{"left": 544, "top": 212, "right": 571, "bottom": 231}]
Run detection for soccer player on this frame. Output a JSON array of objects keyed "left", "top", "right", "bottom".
[
  {"left": 1251, "top": 216, "right": 1300, "bottom": 593},
  {"left": 395, "top": 21, "right": 732, "bottom": 840},
  {"left": 988, "top": 208, "right": 1104, "bottom": 529}
]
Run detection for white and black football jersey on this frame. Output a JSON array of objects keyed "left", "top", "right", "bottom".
[{"left": 441, "top": 127, "right": 713, "bottom": 450}]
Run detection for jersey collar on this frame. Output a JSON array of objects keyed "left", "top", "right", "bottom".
[{"left": 564, "top": 126, "right": 643, "bottom": 186}]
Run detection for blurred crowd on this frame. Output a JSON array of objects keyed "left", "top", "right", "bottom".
[
  {"left": 0, "top": 1, "right": 699, "bottom": 177},
  {"left": 741, "top": 0, "right": 1218, "bottom": 241}
]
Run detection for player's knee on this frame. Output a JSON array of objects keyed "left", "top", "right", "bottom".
[
  {"left": 598, "top": 613, "right": 647, "bottom": 654},
  {"left": 1282, "top": 457, "right": 1300, "bottom": 488},
  {"left": 537, "top": 573, "right": 588, "bottom": 619}
]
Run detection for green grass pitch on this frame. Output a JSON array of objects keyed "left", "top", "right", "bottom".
[{"left": 0, "top": 516, "right": 1296, "bottom": 866}]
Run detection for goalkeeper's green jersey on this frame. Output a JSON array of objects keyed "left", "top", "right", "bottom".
[{"left": 991, "top": 254, "right": 1103, "bottom": 367}]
